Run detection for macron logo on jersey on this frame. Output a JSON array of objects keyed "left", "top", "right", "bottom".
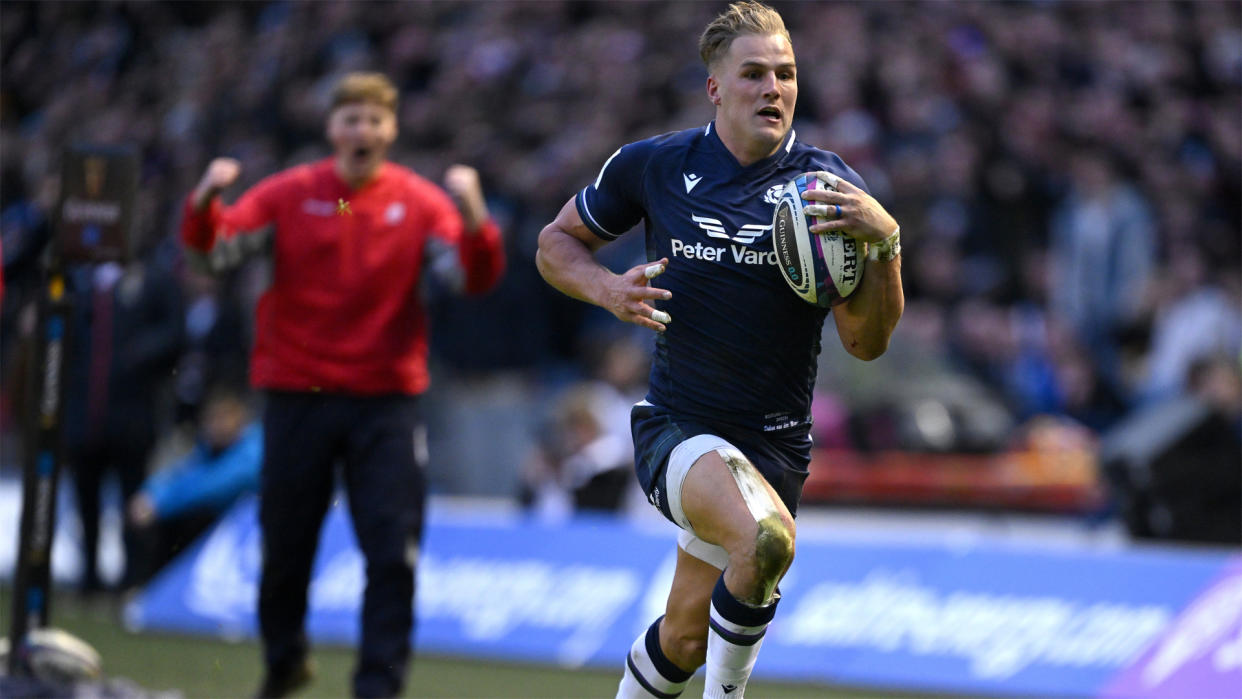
[{"left": 683, "top": 173, "right": 702, "bottom": 193}]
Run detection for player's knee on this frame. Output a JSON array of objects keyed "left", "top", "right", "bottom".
[
  {"left": 358, "top": 530, "right": 419, "bottom": 576},
  {"left": 751, "top": 513, "right": 795, "bottom": 584}
]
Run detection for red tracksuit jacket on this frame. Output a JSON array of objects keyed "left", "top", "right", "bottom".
[{"left": 181, "top": 158, "right": 504, "bottom": 395}]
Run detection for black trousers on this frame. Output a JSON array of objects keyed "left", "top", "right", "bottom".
[
  {"left": 258, "top": 391, "right": 426, "bottom": 699},
  {"left": 71, "top": 439, "right": 149, "bottom": 592}
]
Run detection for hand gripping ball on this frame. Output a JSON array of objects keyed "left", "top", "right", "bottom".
[{"left": 770, "top": 172, "right": 864, "bottom": 307}]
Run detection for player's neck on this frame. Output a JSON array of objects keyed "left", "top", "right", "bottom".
[
  {"left": 334, "top": 158, "right": 384, "bottom": 190},
  {"left": 715, "top": 123, "right": 783, "bottom": 168}
]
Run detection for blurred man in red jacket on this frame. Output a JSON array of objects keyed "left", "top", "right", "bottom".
[{"left": 181, "top": 72, "right": 504, "bottom": 698}]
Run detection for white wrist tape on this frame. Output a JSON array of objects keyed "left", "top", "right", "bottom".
[{"left": 868, "top": 226, "right": 901, "bottom": 262}]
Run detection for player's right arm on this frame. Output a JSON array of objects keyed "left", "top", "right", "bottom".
[
  {"left": 181, "top": 157, "right": 279, "bottom": 269},
  {"left": 535, "top": 199, "right": 671, "bottom": 333}
]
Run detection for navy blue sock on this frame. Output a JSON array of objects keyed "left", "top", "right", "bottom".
[{"left": 618, "top": 616, "right": 693, "bottom": 698}]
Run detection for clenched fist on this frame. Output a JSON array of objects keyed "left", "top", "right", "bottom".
[
  {"left": 444, "top": 164, "right": 489, "bottom": 232},
  {"left": 192, "top": 157, "right": 242, "bottom": 212}
]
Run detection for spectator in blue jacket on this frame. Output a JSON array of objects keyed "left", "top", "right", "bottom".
[{"left": 126, "top": 387, "right": 261, "bottom": 585}]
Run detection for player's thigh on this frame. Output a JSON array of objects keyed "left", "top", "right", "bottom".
[
  {"left": 342, "top": 396, "right": 426, "bottom": 553},
  {"left": 679, "top": 448, "right": 794, "bottom": 554},
  {"left": 660, "top": 545, "right": 720, "bottom": 665},
  {"left": 259, "top": 392, "right": 338, "bottom": 540}
]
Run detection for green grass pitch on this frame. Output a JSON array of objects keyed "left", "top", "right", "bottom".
[{"left": 3, "top": 587, "right": 969, "bottom": 698}]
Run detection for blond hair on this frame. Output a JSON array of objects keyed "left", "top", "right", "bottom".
[
  {"left": 699, "top": 1, "right": 791, "bottom": 70},
  {"left": 330, "top": 72, "right": 398, "bottom": 112}
]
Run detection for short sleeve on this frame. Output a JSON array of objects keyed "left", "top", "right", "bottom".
[{"left": 575, "top": 140, "right": 655, "bottom": 241}]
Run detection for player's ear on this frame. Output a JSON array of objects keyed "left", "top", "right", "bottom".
[
  {"left": 706, "top": 75, "right": 722, "bottom": 107},
  {"left": 388, "top": 109, "right": 399, "bottom": 141}
]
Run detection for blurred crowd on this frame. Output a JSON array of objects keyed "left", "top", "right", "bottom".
[{"left": 2, "top": 1, "right": 1240, "bottom": 535}]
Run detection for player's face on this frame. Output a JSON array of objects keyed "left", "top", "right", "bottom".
[
  {"left": 708, "top": 33, "right": 797, "bottom": 164},
  {"left": 327, "top": 101, "right": 397, "bottom": 184}
]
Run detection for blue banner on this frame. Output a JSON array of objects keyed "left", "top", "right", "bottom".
[{"left": 126, "top": 498, "right": 1241, "bottom": 697}]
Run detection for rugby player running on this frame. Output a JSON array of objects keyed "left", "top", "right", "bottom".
[{"left": 536, "top": 3, "right": 903, "bottom": 697}]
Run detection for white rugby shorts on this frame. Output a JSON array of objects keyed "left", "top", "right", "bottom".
[{"left": 666, "top": 434, "right": 735, "bottom": 571}]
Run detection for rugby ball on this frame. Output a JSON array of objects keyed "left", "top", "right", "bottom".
[
  {"left": 771, "top": 172, "right": 863, "bottom": 307},
  {"left": 0, "top": 627, "right": 103, "bottom": 683}
]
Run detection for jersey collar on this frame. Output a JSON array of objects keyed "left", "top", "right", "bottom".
[
  {"left": 326, "top": 158, "right": 391, "bottom": 194},
  {"left": 703, "top": 120, "right": 796, "bottom": 173}
]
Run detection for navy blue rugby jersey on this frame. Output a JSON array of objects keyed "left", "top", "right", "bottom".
[{"left": 576, "top": 121, "right": 868, "bottom": 433}]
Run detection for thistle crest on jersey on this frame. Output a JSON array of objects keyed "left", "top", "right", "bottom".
[{"left": 771, "top": 172, "right": 863, "bottom": 307}]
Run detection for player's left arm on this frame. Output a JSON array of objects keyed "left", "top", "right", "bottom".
[
  {"left": 804, "top": 176, "right": 904, "bottom": 360},
  {"left": 440, "top": 164, "right": 505, "bottom": 295}
]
